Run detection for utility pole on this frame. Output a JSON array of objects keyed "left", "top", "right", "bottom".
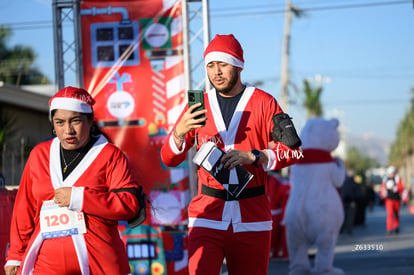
[{"left": 280, "top": 0, "right": 292, "bottom": 112}]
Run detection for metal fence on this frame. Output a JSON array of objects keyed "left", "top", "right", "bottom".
[{"left": 1, "top": 138, "right": 28, "bottom": 186}]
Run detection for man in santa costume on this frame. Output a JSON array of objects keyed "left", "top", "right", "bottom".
[
  {"left": 380, "top": 165, "right": 404, "bottom": 235},
  {"left": 5, "top": 87, "right": 145, "bottom": 275},
  {"left": 161, "top": 34, "right": 301, "bottom": 275}
]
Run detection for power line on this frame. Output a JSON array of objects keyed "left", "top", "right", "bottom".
[
  {"left": 1, "top": 20, "right": 50, "bottom": 26},
  {"left": 324, "top": 75, "right": 414, "bottom": 80},
  {"left": 212, "top": 0, "right": 409, "bottom": 18},
  {"left": 0, "top": 1, "right": 410, "bottom": 30},
  {"left": 299, "top": 0, "right": 410, "bottom": 12},
  {"left": 324, "top": 98, "right": 411, "bottom": 106},
  {"left": 211, "top": 0, "right": 405, "bottom": 12},
  {"left": 0, "top": 21, "right": 68, "bottom": 30},
  {"left": 246, "top": 69, "right": 414, "bottom": 85},
  {"left": 296, "top": 72, "right": 414, "bottom": 80},
  {"left": 8, "top": 25, "right": 53, "bottom": 31}
]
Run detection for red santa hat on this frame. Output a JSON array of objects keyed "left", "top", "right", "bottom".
[
  {"left": 204, "top": 34, "right": 244, "bottom": 69},
  {"left": 49, "top": 86, "right": 95, "bottom": 115}
]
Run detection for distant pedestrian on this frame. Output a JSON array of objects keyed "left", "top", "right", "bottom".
[
  {"left": 354, "top": 174, "right": 368, "bottom": 227},
  {"left": 268, "top": 170, "right": 290, "bottom": 259},
  {"left": 366, "top": 182, "right": 376, "bottom": 212},
  {"left": 0, "top": 173, "right": 17, "bottom": 275},
  {"left": 340, "top": 170, "right": 360, "bottom": 235},
  {"left": 380, "top": 166, "right": 404, "bottom": 235}
]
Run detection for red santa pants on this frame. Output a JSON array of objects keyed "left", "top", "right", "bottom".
[
  {"left": 271, "top": 214, "right": 288, "bottom": 258},
  {"left": 188, "top": 225, "right": 271, "bottom": 275},
  {"left": 385, "top": 199, "right": 401, "bottom": 231},
  {"left": 32, "top": 237, "right": 81, "bottom": 275}
]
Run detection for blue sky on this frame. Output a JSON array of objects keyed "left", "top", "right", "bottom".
[{"left": 1, "top": 0, "right": 413, "bottom": 142}]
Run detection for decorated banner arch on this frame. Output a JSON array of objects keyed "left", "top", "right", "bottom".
[{"left": 80, "top": 0, "right": 190, "bottom": 274}]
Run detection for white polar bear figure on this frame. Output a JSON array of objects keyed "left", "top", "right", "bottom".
[{"left": 283, "top": 118, "right": 346, "bottom": 275}]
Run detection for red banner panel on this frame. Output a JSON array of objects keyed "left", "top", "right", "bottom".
[{"left": 81, "top": 1, "right": 189, "bottom": 273}]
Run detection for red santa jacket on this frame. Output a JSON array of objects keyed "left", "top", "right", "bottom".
[
  {"left": 268, "top": 173, "right": 290, "bottom": 218},
  {"left": 161, "top": 86, "right": 301, "bottom": 232},
  {"left": 381, "top": 174, "right": 404, "bottom": 201},
  {"left": 1, "top": 188, "right": 17, "bottom": 272},
  {"left": 7, "top": 135, "right": 140, "bottom": 275}
]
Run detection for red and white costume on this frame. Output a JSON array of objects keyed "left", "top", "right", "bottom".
[
  {"left": 268, "top": 172, "right": 290, "bottom": 259},
  {"left": 380, "top": 167, "right": 404, "bottom": 233},
  {"left": 162, "top": 87, "right": 299, "bottom": 230},
  {"left": 6, "top": 135, "right": 140, "bottom": 275},
  {"left": 1, "top": 187, "right": 17, "bottom": 274},
  {"left": 161, "top": 86, "right": 300, "bottom": 274}
]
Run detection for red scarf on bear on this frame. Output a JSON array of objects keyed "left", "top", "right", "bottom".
[
  {"left": 296, "top": 148, "right": 342, "bottom": 200},
  {"left": 297, "top": 149, "right": 334, "bottom": 164}
]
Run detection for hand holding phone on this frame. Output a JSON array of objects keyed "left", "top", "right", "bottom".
[{"left": 187, "top": 90, "right": 206, "bottom": 125}]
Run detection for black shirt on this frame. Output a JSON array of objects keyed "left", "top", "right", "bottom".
[
  {"left": 60, "top": 136, "right": 98, "bottom": 180},
  {"left": 216, "top": 88, "right": 245, "bottom": 130}
]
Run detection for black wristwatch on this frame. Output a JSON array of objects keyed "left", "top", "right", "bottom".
[{"left": 251, "top": 149, "right": 261, "bottom": 168}]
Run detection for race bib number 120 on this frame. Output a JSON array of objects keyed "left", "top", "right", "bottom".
[{"left": 40, "top": 200, "right": 87, "bottom": 239}]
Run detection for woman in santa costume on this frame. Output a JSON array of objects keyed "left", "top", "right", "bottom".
[
  {"left": 161, "top": 34, "right": 301, "bottom": 275},
  {"left": 4, "top": 87, "right": 145, "bottom": 275}
]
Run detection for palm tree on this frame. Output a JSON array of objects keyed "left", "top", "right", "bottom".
[
  {"left": 388, "top": 89, "right": 414, "bottom": 166},
  {"left": 388, "top": 88, "right": 414, "bottom": 195},
  {"left": 0, "top": 25, "right": 49, "bottom": 85},
  {"left": 0, "top": 109, "right": 16, "bottom": 148},
  {"left": 303, "top": 79, "right": 323, "bottom": 118}
]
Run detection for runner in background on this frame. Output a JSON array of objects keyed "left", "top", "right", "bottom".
[
  {"left": 268, "top": 170, "right": 290, "bottom": 260},
  {"left": 0, "top": 173, "right": 17, "bottom": 275},
  {"left": 380, "top": 165, "right": 404, "bottom": 235}
]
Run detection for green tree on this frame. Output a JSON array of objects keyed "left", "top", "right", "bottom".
[
  {"left": 0, "top": 25, "right": 50, "bottom": 85},
  {"left": 0, "top": 108, "right": 17, "bottom": 148},
  {"left": 388, "top": 88, "right": 414, "bottom": 166},
  {"left": 303, "top": 79, "right": 323, "bottom": 118},
  {"left": 346, "top": 147, "right": 380, "bottom": 178}
]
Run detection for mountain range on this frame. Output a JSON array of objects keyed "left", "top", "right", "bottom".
[{"left": 345, "top": 133, "right": 392, "bottom": 166}]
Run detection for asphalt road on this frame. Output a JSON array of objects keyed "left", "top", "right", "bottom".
[{"left": 268, "top": 204, "right": 414, "bottom": 274}]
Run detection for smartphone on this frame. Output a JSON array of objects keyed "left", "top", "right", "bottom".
[{"left": 187, "top": 90, "right": 206, "bottom": 125}]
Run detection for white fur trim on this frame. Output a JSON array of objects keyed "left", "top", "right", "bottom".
[
  {"left": 70, "top": 186, "right": 84, "bottom": 211},
  {"left": 204, "top": 51, "right": 244, "bottom": 69},
  {"left": 271, "top": 209, "right": 283, "bottom": 216},
  {"left": 188, "top": 217, "right": 272, "bottom": 232},
  {"left": 72, "top": 234, "right": 90, "bottom": 275},
  {"left": 169, "top": 134, "right": 186, "bottom": 155},
  {"left": 20, "top": 233, "right": 43, "bottom": 274},
  {"left": 49, "top": 135, "right": 108, "bottom": 190},
  {"left": 232, "top": 220, "right": 272, "bottom": 232},
  {"left": 188, "top": 217, "right": 230, "bottom": 230},
  {"left": 4, "top": 260, "right": 21, "bottom": 267},
  {"left": 264, "top": 149, "right": 276, "bottom": 171},
  {"left": 50, "top": 97, "right": 93, "bottom": 113},
  {"left": 206, "top": 85, "right": 254, "bottom": 149}
]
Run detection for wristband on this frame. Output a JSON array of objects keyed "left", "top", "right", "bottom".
[{"left": 173, "top": 128, "right": 185, "bottom": 141}]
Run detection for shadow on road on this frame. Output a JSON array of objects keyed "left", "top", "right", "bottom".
[{"left": 268, "top": 205, "right": 414, "bottom": 275}]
